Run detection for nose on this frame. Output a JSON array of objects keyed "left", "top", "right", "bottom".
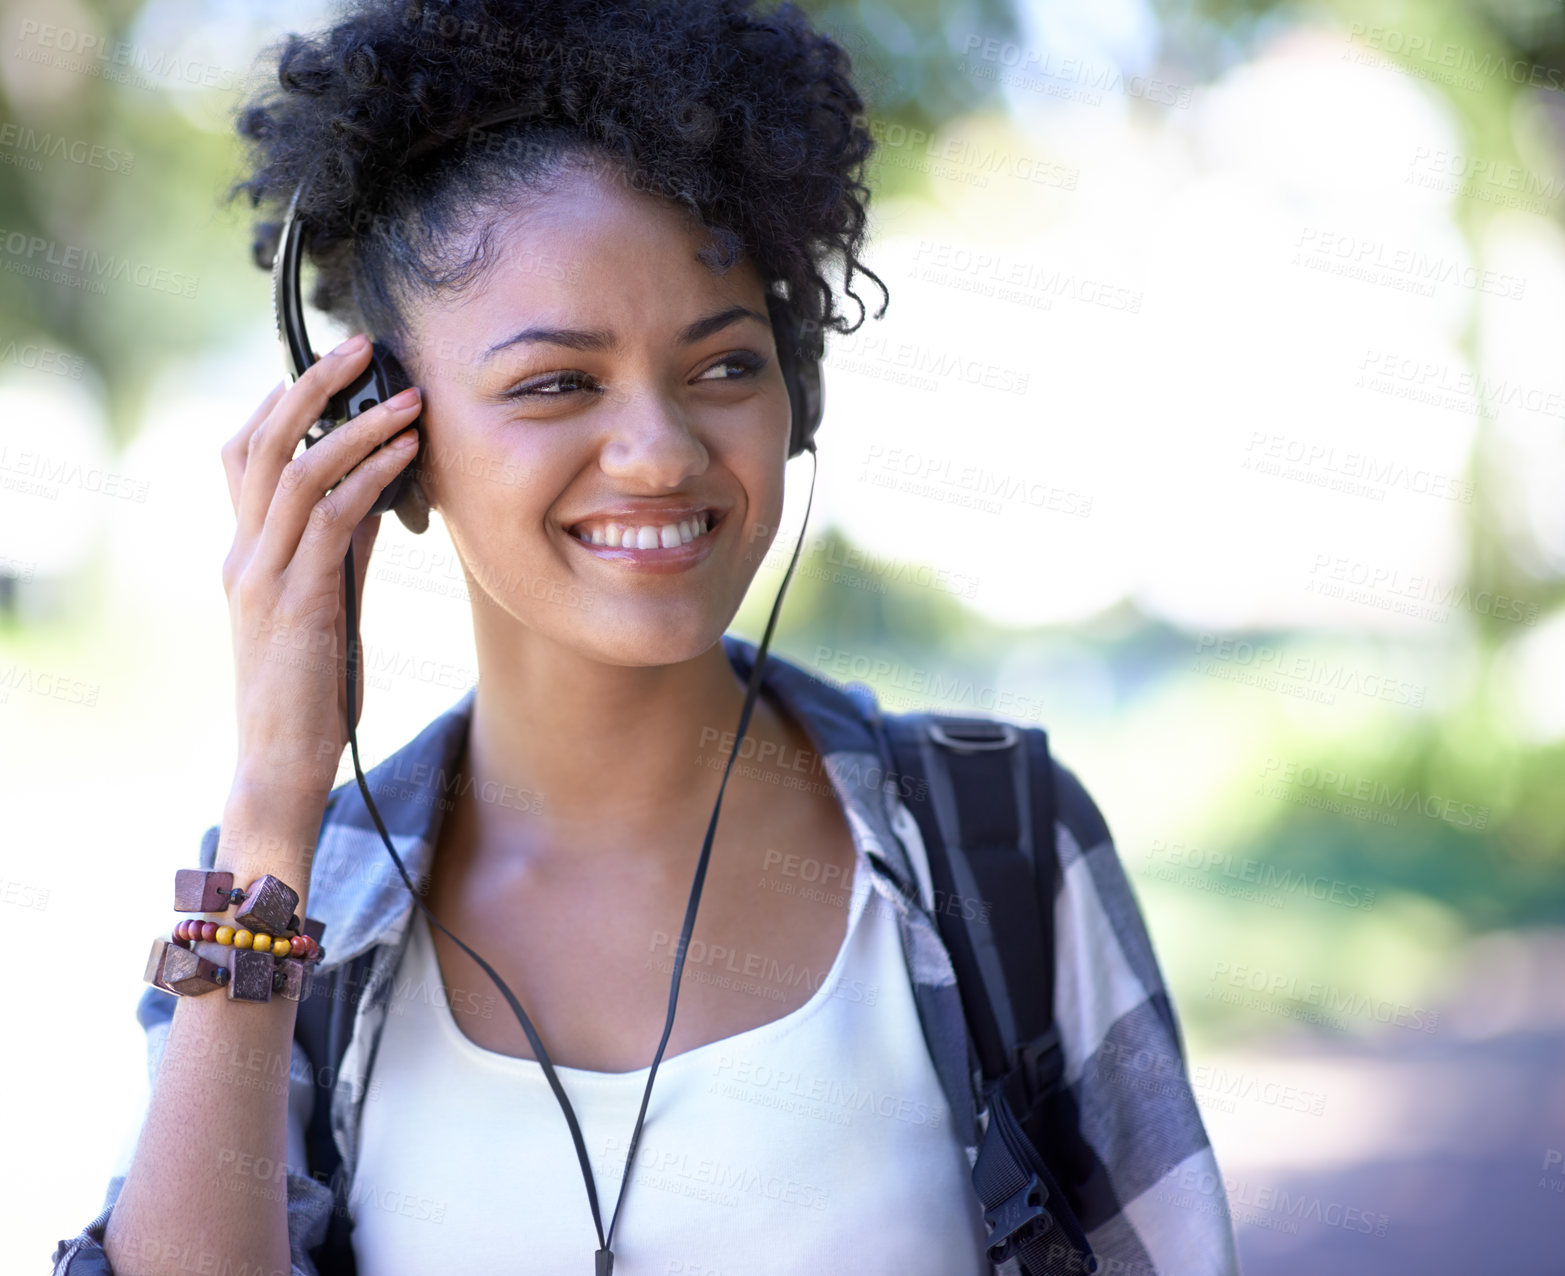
[{"left": 596, "top": 382, "right": 709, "bottom": 490}]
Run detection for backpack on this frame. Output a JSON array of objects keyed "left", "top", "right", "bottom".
[
  {"left": 294, "top": 709, "right": 1101, "bottom": 1276},
  {"left": 875, "top": 709, "right": 1102, "bottom": 1276}
]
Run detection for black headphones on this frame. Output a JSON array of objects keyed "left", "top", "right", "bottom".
[
  {"left": 271, "top": 157, "right": 824, "bottom": 531},
  {"left": 266, "top": 113, "right": 827, "bottom": 1276}
]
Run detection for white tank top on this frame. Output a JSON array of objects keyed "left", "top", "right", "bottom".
[{"left": 350, "top": 841, "right": 991, "bottom": 1274}]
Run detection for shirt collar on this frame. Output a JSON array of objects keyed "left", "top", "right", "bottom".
[{"left": 303, "top": 633, "right": 916, "bottom": 970}]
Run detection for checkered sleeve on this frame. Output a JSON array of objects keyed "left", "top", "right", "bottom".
[{"left": 1048, "top": 759, "right": 1243, "bottom": 1276}]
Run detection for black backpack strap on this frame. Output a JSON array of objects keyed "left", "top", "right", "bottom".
[
  {"left": 883, "top": 711, "right": 1098, "bottom": 1276},
  {"left": 293, "top": 948, "right": 378, "bottom": 1275}
]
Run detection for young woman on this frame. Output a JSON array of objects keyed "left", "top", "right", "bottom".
[{"left": 54, "top": 2, "right": 1239, "bottom": 1274}]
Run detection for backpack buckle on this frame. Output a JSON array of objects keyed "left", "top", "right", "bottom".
[
  {"left": 927, "top": 716, "right": 1020, "bottom": 753},
  {"left": 1009, "top": 1025, "right": 1064, "bottom": 1120},
  {"left": 984, "top": 1172, "right": 1052, "bottom": 1264}
]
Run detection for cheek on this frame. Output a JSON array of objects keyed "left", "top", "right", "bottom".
[
  {"left": 760, "top": 431, "right": 791, "bottom": 508},
  {"left": 418, "top": 419, "right": 544, "bottom": 521},
  {"left": 429, "top": 452, "right": 525, "bottom": 504},
  {"left": 734, "top": 453, "right": 789, "bottom": 560}
]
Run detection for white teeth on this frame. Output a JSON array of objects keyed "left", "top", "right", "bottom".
[{"left": 575, "top": 513, "right": 714, "bottom": 547}]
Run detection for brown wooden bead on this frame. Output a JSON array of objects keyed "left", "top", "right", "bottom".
[
  {"left": 190, "top": 939, "right": 284, "bottom": 1005},
  {"left": 301, "top": 916, "right": 326, "bottom": 945},
  {"left": 144, "top": 938, "right": 175, "bottom": 991},
  {"left": 173, "top": 869, "right": 235, "bottom": 913},
  {"left": 227, "top": 948, "right": 276, "bottom": 1003},
  {"left": 199, "top": 921, "right": 219, "bottom": 942},
  {"left": 159, "top": 945, "right": 227, "bottom": 996},
  {"left": 233, "top": 874, "right": 299, "bottom": 936},
  {"left": 272, "top": 956, "right": 310, "bottom": 1002}
]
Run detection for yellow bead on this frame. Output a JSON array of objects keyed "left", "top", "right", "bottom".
[
  {"left": 252, "top": 933, "right": 272, "bottom": 954},
  {"left": 233, "top": 929, "right": 254, "bottom": 949},
  {"left": 215, "top": 926, "right": 234, "bottom": 946}
]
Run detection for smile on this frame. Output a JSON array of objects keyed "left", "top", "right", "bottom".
[
  {"left": 570, "top": 511, "right": 713, "bottom": 548},
  {"left": 565, "top": 509, "right": 725, "bottom": 570}
]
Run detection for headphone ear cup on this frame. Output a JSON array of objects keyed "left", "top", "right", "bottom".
[
  {"left": 367, "top": 341, "right": 427, "bottom": 530},
  {"left": 789, "top": 341, "right": 823, "bottom": 457}
]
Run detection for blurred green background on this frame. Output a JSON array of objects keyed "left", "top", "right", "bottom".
[{"left": 5, "top": 0, "right": 1564, "bottom": 1271}]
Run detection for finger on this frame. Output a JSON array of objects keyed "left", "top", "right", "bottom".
[
  {"left": 274, "top": 427, "right": 420, "bottom": 582},
  {"left": 221, "top": 380, "right": 288, "bottom": 515},
  {"left": 249, "top": 391, "right": 422, "bottom": 580},
  {"left": 235, "top": 335, "right": 376, "bottom": 542}
]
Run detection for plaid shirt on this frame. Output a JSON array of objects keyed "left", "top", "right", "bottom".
[{"left": 53, "top": 633, "right": 1240, "bottom": 1275}]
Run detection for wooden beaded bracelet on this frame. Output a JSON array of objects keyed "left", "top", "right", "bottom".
[
  {"left": 144, "top": 867, "right": 328, "bottom": 1004},
  {"left": 144, "top": 922, "right": 326, "bottom": 1003},
  {"left": 144, "top": 936, "right": 318, "bottom": 1002},
  {"left": 171, "top": 918, "right": 321, "bottom": 961},
  {"left": 173, "top": 869, "right": 304, "bottom": 938}
]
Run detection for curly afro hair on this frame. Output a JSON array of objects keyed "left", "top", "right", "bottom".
[{"left": 225, "top": 0, "right": 889, "bottom": 374}]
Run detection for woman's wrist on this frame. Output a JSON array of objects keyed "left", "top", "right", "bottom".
[
  {"left": 231, "top": 730, "right": 345, "bottom": 800},
  {"left": 216, "top": 777, "right": 330, "bottom": 908}
]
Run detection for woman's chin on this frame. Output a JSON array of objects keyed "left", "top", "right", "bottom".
[{"left": 548, "top": 610, "right": 735, "bottom": 669}]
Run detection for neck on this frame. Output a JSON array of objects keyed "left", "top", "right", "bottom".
[{"left": 457, "top": 626, "right": 791, "bottom": 867}]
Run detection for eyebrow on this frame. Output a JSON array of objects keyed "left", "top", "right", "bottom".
[{"left": 481, "top": 304, "right": 770, "bottom": 362}]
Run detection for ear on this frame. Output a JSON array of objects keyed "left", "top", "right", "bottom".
[{"left": 394, "top": 469, "right": 432, "bottom": 535}]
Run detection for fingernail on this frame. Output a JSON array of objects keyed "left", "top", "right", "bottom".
[
  {"left": 387, "top": 386, "right": 421, "bottom": 407},
  {"left": 337, "top": 333, "right": 369, "bottom": 355}
]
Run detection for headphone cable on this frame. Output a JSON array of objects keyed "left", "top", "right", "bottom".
[{"left": 339, "top": 441, "right": 819, "bottom": 1274}]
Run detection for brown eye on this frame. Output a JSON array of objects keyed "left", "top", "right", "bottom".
[
  {"left": 696, "top": 352, "right": 767, "bottom": 382},
  {"left": 504, "top": 370, "right": 600, "bottom": 399}
]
